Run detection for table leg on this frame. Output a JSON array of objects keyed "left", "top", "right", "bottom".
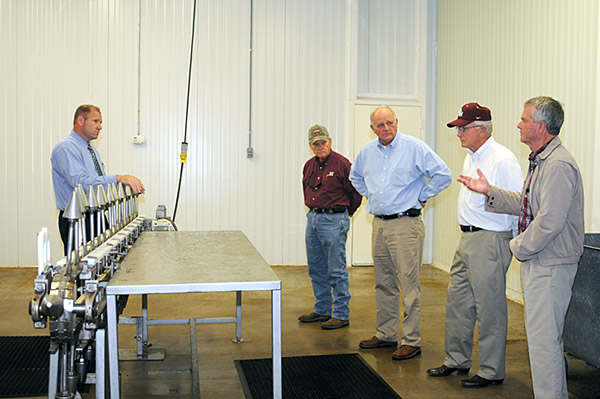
[
  {"left": 142, "top": 294, "right": 149, "bottom": 352},
  {"left": 95, "top": 328, "right": 105, "bottom": 399},
  {"left": 272, "top": 288, "right": 282, "bottom": 399},
  {"left": 235, "top": 291, "right": 242, "bottom": 342},
  {"left": 189, "top": 319, "right": 201, "bottom": 399},
  {"left": 107, "top": 294, "right": 120, "bottom": 399}
]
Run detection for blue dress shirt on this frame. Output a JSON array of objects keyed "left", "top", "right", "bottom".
[
  {"left": 51, "top": 130, "right": 117, "bottom": 210},
  {"left": 349, "top": 132, "right": 451, "bottom": 215}
]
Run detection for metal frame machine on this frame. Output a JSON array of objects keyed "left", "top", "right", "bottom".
[{"left": 29, "top": 183, "right": 149, "bottom": 398}]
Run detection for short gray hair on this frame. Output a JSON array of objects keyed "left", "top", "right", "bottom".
[
  {"left": 524, "top": 96, "right": 564, "bottom": 135},
  {"left": 474, "top": 120, "right": 493, "bottom": 135}
]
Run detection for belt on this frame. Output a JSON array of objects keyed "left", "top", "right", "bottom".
[
  {"left": 374, "top": 209, "right": 421, "bottom": 219},
  {"left": 311, "top": 206, "right": 347, "bottom": 214},
  {"left": 460, "top": 225, "right": 483, "bottom": 232}
]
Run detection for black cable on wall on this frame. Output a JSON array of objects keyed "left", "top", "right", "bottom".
[{"left": 172, "top": 0, "right": 198, "bottom": 223}]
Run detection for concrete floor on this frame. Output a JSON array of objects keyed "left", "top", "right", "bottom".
[{"left": 2, "top": 264, "right": 599, "bottom": 399}]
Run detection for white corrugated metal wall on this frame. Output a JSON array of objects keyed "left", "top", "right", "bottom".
[
  {"left": 0, "top": 0, "right": 352, "bottom": 266},
  {"left": 2, "top": 0, "right": 599, "bottom": 282},
  {"left": 0, "top": 0, "right": 18, "bottom": 266},
  {"left": 434, "top": 0, "right": 599, "bottom": 301}
]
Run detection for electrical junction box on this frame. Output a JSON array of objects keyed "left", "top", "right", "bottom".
[{"left": 132, "top": 135, "right": 145, "bottom": 144}]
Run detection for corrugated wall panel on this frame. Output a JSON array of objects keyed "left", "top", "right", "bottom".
[
  {"left": 105, "top": 0, "right": 141, "bottom": 190},
  {"left": 13, "top": 0, "right": 113, "bottom": 264},
  {"left": 435, "top": 0, "right": 599, "bottom": 301},
  {"left": 281, "top": 0, "right": 348, "bottom": 264},
  {"left": 595, "top": 5, "right": 600, "bottom": 231},
  {"left": 4, "top": 0, "right": 598, "bottom": 273},
  {"left": 138, "top": 0, "right": 195, "bottom": 230},
  {"left": 0, "top": 0, "right": 350, "bottom": 266},
  {"left": 0, "top": 1, "right": 19, "bottom": 266},
  {"left": 248, "top": 0, "right": 287, "bottom": 263}
]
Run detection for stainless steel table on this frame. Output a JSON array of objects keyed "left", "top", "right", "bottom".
[{"left": 106, "top": 231, "right": 282, "bottom": 398}]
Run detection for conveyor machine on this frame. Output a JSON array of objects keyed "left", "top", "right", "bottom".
[{"left": 29, "top": 182, "right": 151, "bottom": 399}]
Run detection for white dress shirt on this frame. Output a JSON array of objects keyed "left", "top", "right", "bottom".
[{"left": 457, "top": 137, "right": 523, "bottom": 235}]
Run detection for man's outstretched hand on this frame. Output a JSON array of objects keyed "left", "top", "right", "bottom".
[{"left": 457, "top": 168, "right": 491, "bottom": 197}]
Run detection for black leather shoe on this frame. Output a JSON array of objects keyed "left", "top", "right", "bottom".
[
  {"left": 427, "top": 365, "right": 470, "bottom": 377},
  {"left": 461, "top": 375, "right": 504, "bottom": 388}
]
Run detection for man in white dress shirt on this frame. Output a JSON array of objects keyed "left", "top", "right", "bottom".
[{"left": 426, "top": 103, "right": 523, "bottom": 388}]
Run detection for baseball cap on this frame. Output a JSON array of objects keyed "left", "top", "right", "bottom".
[
  {"left": 447, "top": 102, "right": 492, "bottom": 127},
  {"left": 308, "top": 124, "right": 330, "bottom": 144}
]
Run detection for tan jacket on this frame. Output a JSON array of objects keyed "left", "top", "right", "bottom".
[{"left": 485, "top": 137, "right": 584, "bottom": 266}]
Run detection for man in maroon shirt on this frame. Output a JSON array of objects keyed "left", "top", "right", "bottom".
[{"left": 300, "top": 124, "right": 363, "bottom": 330}]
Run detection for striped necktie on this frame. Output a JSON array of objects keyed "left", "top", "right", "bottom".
[{"left": 87, "top": 143, "right": 104, "bottom": 176}]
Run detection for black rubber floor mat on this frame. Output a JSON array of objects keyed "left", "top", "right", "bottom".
[
  {"left": 0, "top": 336, "right": 49, "bottom": 397},
  {"left": 235, "top": 353, "right": 401, "bottom": 399}
]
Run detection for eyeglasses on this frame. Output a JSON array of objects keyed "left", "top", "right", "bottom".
[{"left": 456, "top": 125, "right": 480, "bottom": 134}]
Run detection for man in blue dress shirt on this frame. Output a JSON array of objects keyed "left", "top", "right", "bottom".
[
  {"left": 51, "top": 104, "right": 145, "bottom": 254},
  {"left": 350, "top": 105, "right": 451, "bottom": 360}
]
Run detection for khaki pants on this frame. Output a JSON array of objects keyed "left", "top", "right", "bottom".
[
  {"left": 443, "top": 230, "right": 512, "bottom": 380},
  {"left": 521, "top": 260, "right": 577, "bottom": 399},
  {"left": 372, "top": 216, "right": 424, "bottom": 345}
]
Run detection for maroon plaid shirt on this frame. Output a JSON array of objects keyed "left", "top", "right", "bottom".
[{"left": 518, "top": 139, "right": 554, "bottom": 234}]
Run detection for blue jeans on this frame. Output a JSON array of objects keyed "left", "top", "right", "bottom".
[{"left": 305, "top": 210, "right": 351, "bottom": 320}]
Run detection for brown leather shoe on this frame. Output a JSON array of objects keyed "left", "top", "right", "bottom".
[
  {"left": 298, "top": 312, "right": 331, "bottom": 323},
  {"left": 392, "top": 344, "right": 421, "bottom": 360},
  {"left": 320, "top": 318, "right": 349, "bottom": 330},
  {"left": 359, "top": 336, "right": 398, "bottom": 349}
]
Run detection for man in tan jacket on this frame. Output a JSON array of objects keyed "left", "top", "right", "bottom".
[{"left": 458, "top": 96, "right": 584, "bottom": 399}]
